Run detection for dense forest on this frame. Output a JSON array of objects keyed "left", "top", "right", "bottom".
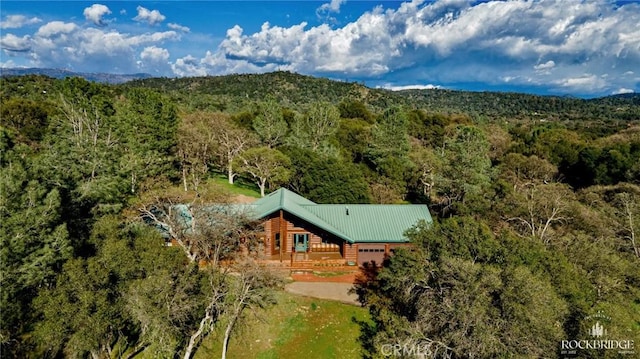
[{"left": 1, "top": 72, "right": 639, "bottom": 358}]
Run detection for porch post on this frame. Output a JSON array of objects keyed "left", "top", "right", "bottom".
[{"left": 279, "top": 210, "right": 285, "bottom": 262}]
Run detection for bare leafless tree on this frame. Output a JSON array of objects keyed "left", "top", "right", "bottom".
[
  {"left": 616, "top": 191, "right": 640, "bottom": 259},
  {"left": 209, "top": 115, "right": 257, "bottom": 185},
  {"left": 134, "top": 181, "right": 277, "bottom": 359},
  {"left": 177, "top": 112, "right": 217, "bottom": 191},
  {"left": 220, "top": 259, "right": 282, "bottom": 359},
  {"left": 506, "top": 182, "right": 574, "bottom": 244}
]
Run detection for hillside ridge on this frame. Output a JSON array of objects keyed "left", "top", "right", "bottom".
[{"left": 2, "top": 68, "right": 638, "bottom": 120}]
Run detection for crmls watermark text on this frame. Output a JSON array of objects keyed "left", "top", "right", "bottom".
[
  {"left": 561, "top": 340, "right": 635, "bottom": 351},
  {"left": 380, "top": 343, "right": 453, "bottom": 358}
]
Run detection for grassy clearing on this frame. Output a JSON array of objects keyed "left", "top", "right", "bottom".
[
  {"left": 209, "top": 175, "right": 261, "bottom": 198},
  {"left": 195, "top": 290, "right": 370, "bottom": 359}
]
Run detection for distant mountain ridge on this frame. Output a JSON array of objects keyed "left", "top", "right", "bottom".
[
  {"left": 0, "top": 67, "right": 152, "bottom": 84},
  {"left": 125, "top": 71, "right": 639, "bottom": 121},
  {"left": 2, "top": 68, "right": 637, "bottom": 121}
]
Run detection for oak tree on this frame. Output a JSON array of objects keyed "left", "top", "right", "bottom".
[{"left": 236, "top": 147, "right": 291, "bottom": 197}]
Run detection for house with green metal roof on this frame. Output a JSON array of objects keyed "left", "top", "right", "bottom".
[{"left": 251, "top": 188, "right": 432, "bottom": 266}]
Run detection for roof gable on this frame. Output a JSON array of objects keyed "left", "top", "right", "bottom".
[
  {"left": 251, "top": 188, "right": 355, "bottom": 243},
  {"left": 251, "top": 187, "right": 316, "bottom": 218}
]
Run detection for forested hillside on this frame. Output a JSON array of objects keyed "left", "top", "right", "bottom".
[
  {"left": 1, "top": 73, "right": 639, "bottom": 358},
  {"left": 128, "top": 71, "right": 640, "bottom": 121},
  {"left": 0, "top": 68, "right": 152, "bottom": 84}
]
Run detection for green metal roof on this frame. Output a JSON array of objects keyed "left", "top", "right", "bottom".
[
  {"left": 250, "top": 188, "right": 432, "bottom": 243},
  {"left": 305, "top": 205, "right": 432, "bottom": 243},
  {"left": 251, "top": 187, "right": 316, "bottom": 218}
]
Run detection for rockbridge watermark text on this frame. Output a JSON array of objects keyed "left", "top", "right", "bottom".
[{"left": 560, "top": 311, "right": 635, "bottom": 357}]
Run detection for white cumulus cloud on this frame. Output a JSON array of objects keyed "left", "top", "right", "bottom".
[
  {"left": 83, "top": 4, "right": 111, "bottom": 26},
  {"left": 25, "top": 18, "right": 179, "bottom": 72},
  {"left": 65, "top": 29, "right": 179, "bottom": 59},
  {"left": 1, "top": 34, "right": 32, "bottom": 52},
  {"left": 139, "top": 46, "right": 172, "bottom": 73},
  {"left": 1, "top": 15, "right": 42, "bottom": 29},
  {"left": 380, "top": 84, "right": 442, "bottom": 91},
  {"left": 171, "top": 55, "right": 208, "bottom": 77},
  {"left": 213, "top": 0, "right": 640, "bottom": 96},
  {"left": 134, "top": 6, "right": 166, "bottom": 26},
  {"left": 36, "top": 21, "right": 78, "bottom": 37},
  {"left": 168, "top": 23, "right": 190, "bottom": 33},
  {"left": 613, "top": 88, "right": 634, "bottom": 95},
  {"left": 316, "top": 0, "right": 347, "bottom": 23},
  {"left": 534, "top": 61, "right": 556, "bottom": 71},
  {"left": 553, "top": 74, "right": 608, "bottom": 92},
  {"left": 0, "top": 59, "right": 18, "bottom": 68},
  {"left": 140, "top": 46, "right": 170, "bottom": 62},
  {"left": 318, "top": 0, "right": 346, "bottom": 13}
]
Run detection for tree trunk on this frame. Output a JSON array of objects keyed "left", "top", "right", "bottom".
[
  {"left": 228, "top": 163, "right": 235, "bottom": 185},
  {"left": 183, "top": 309, "right": 211, "bottom": 359},
  {"left": 124, "top": 343, "right": 147, "bottom": 359},
  {"left": 182, "top": 167, "right": 188, "bottom": 192},
  {"left": 221, "top": 315, "right": 237, "bottom": 359},
  {"left": 623, "top": 199, "right": 639, "bottom": 258},
  {"left": 222, "top": 283, "right": 250, "bottom": 359},
  {"left": 259, "top": 179, "right": 266, "bottom": 197}
]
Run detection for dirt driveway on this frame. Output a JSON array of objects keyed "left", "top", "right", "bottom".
[
  {"left": 284, "top": 281, "right": 360, "bottom": 305},
  {"left": 290, "top": 271, "right": 358, "bottom": 283}
]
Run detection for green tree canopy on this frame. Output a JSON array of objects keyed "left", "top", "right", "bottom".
[
  {"left": 252, "top": 97, "right": 288, "bottom": 148},
  {"left": 284, "top": 147, "right": 370, "bottom": 203},
  {"left": 365, "top": 106, "right": 411, "bottom": 182}
]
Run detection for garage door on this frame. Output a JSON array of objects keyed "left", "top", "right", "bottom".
[{"left": 358, "top": 245, "right": 386, "bottom": 266}]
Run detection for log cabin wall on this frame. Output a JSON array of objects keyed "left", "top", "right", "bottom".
[
  {"left": 261, "top": 213, "right": 282, "bottom": 256},
  {"left": 262, "top": 216, "right": 271, "bottom": 255},
  {"left": 261, "top": 211, "right": 345, "bottom": 255}
]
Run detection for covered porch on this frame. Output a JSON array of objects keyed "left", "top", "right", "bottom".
[
  {"left": 262, "top": 238, "right": 350, "bottom": 268},
  {"left": 261, "top": 208, "right": 356, "bottom": 266},
  {"left": 262, "top": 251, "right": 344, "bottom": 262}
]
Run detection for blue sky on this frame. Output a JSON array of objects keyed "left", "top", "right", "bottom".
[{"left": 1, "top": 1, "right": 639, "bottom": 98}]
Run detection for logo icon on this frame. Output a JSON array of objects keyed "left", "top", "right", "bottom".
[{"left": 588, "top": 322, "right": 607, "bottom": 338}]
